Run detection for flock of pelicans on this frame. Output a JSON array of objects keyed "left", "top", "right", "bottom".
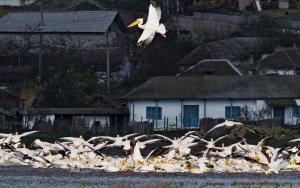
[{"left": 1, "top": 120, "right": 300, "bottom": 174}]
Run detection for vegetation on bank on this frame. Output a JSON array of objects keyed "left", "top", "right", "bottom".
[
  {"left": 0, "top": 7, "right": 9, "bottom": 17},
  {"left": 2, "top": 125, "right": 300, "bottom": 147},
  {"left": 260, "top": 9, "right": 300, "bottom": 21}
]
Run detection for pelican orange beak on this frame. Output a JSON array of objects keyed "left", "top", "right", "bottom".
[
  {"left": 291, "top": 159, "right": 297, "bottom": 165},
  {"left": 253, "top": 156, "right": 260, "bottom": 162},
  {"left": 127, "top": 19, "right": 140, "bottom": 28}
]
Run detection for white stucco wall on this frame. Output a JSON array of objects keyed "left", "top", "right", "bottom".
[
  {"left": 259, "top": 69, "right": 295, "bottom": 76},
  {"left": 284, "top": 107, "right": 294, "bottom": 125},
  {"left": 73, "top": 116, "right": 110, "bottom": 128},
  {"left": 128, "top": 99, "right": 300, "bottom": 129},
  {"left": 0, "top": 0, "right": 23, "bottom": 6},
  {"left": 129, "top": 99, "right": 261, "bottom": 129},
  {"left": 256, "top": 100, "right": 267, "bottom": 110},
  {"left": 286, "top": 99, "right": 300, "bottom": 125}
]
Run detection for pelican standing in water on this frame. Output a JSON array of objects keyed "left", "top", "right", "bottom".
[{"left": 127, "top": 2, "right": 167, "bottom": 48}]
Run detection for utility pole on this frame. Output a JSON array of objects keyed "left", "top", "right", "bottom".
[
  {"left": 106, "top": 31, "right": 110, "bottom": 95},
  {"left": 38, "top": 5, "right": 45, "bottom": 77},
  {"left": 176, "top": 0, "right": 180, "bottom": 38},
  {"left": 37, "top": 5, "right": 45, "bottom": 107}
]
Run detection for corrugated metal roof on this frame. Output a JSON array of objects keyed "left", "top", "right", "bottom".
[
  {"left": 0, "top": 11, "right": 118, "bottom": 33},
  {"left": 179, "top": 38, "right": 277, "bottom": 66},
  {"left": 178, "top": 59, "right": 242, "bottom": 76},
  {"left": 18, "top": 108, "right": 129, "bottom": 115},
  {"left": 123, "top": 76, "right": 300, "bottom": 100}
]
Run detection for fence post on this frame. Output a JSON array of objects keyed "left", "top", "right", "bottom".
[
  {"left": 166, "top": 117, "right": 169, "bottom": 131},
  {"left": 115, "top": 116, "right": 118, "bottom": 134},
  {"left": 93, "top": 117, "right": 96, "bottom": 134},
  {"left": 176, "top": 116, "right": 178, "bottom": 133},
  {"left": 59, "top": 115, "right": 63, "bottom": 134},
  {"left": 163, "top": 116, "right": 166, "bottom": 132},
  {"left": 124, "top": 116, "right": 127, "bottom": 134},
  {"left": 147, "top": 119, "right": 150, "bottom": 134},
  {"left": 105, "top": 117, "right": 109, "bottom": 135}
]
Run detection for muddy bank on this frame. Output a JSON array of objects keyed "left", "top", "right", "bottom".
[{"left": 1, "top": 165, "right": 300, "bottom": 188}]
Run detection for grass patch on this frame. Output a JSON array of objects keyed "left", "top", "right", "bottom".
[
  {"left": 281, "top": 10, "right": 300, "bottom": 21},
  {"left": 259, "top": 9, "right": 300, "bottom": 21},
  {"left": 230, "top": 181, "right": 283, "bottom": 187},
  {"left": 77, "top": 181, "right": 94, "bottom": 187},
  {"left": 205, "top": 182, "right": 225, "bottom": 187}
]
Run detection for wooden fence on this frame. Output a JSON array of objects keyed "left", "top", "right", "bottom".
[
  {"left": 200, "top": 118, "right": 227, "bottom": 136},
  {"left": 132, "top": 121, "right": 154, "bottom": 134}
]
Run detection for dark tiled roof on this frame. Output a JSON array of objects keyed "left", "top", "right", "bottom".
[
  {"left": 258, "top": 48, "right": 300, "bottom": 70},
  {"left": 19, "top": 107, "right": 129, "bottom": 116},
  {"left": 179, "top": 38, "right": 276, "bottom": 66},
  {"left": 178, "top": 59, "right": 242, "bottom": 76},
  {"left": 266, "top": 99, "right": 297, "bottom": 106},
  {"left": 0, "top": 11, "right": 123, "bottom": 33},
  {"left": 123, "top": 76, "right": 300, "bottom": 99}
]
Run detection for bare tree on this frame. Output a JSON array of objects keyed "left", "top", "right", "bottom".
[{"left": 38, "top": 36, "right": 99, "bottom": 108}]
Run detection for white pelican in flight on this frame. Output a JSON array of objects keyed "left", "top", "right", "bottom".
[{"left": 127, "top": 3, "right": 167, "bottom": 48}]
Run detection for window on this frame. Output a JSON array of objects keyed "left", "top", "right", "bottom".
[
  {"left": 146, "top": 107, "right": 162, "bottom": 120},
  {"left": 225, "top": 106, "right": 241, "bottom": 120},
  {"left": 293, "top": 106, "right": 300, "bottom": 117}
]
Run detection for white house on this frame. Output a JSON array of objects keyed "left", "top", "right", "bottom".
[
  {"left": 257, "top": 48, "right": 300, "bottom": 76},
  {"left": 123, "top": 76, "right": 300, "bottom": 130},
  {"left": 0, "top": 0, "right": 25, "bottom": 6}
]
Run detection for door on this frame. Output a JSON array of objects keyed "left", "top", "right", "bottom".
[
  {"left": 183, "top": 105, "right": 199, "bottom": 128},
  {"left": 273, "top": 107, "right": 285, "bottom": 123}
]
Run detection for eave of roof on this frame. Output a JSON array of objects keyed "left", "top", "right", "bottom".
[
  {"left": 123, "top": 76, "right": 300, "bottom": 100},
  {"left": 0, "top": 11, "right": 120, "bottom": 33},
  {"left": 18, "top": 108, "right": 129, "bottom": 115},
  {"left": 266, "top": 99, "right": 297, "bottom": 106}
]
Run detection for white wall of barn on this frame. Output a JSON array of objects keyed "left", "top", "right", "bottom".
[
  {"left": 129, "top": 99, "right": 262, "bottom": 129},
  {"left": 284, "top": 107, "right": 294, "bottom": 125},
  {"left": 259, "top": 69, "right": 296, "bottom": 76},
  {"left": 205, "top": 100, "right": 258, "bottom": 119},
  {"left": 0, "top": 0, "right": 23, "bottom": 6},
  {"left": 73, "top": 116, "right": 110, "bottom": 128}
]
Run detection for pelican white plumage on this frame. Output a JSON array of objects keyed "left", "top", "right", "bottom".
[
  {"left": 33, "top": 139, "right": 64, "bottom": 155},
  {"left": 133, "top": 139, "right": 160, "bottom": 164},
  {"left": 154, "top": 131, "right": 197, "bottom": 155},
  {"left": 60, "top": 136, "right": 94, "bottom": 149},
  {"left": 0, "top": 131, "right": 40, "bottom": 144},
  {"left": 205, "top": 120, "right": 243, "bottom": 136},
  {"left": 90, "top": 133, "right": 138, "bottom": 151},
  {"left": 127, "top": 3, "right": 167, "bottom": 48},
  {"left": 192, "top": 134, "right": 230, "bottom": 158}
]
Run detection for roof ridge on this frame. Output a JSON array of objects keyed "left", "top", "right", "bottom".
[{"left": 284, "top": 49, "right": 296, "bottom": 67}]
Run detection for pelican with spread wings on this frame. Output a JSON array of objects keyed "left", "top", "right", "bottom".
[{"left": 127, "top": 3, "right": 167, "bottom": 48}]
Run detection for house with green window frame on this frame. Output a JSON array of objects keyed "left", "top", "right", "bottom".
[{"left": 123, "top": 76, "right": 300, "bottom": 129}]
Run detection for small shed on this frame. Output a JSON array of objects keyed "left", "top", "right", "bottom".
[
  {"left": 18, "top": 107, "right": 129, "bottom": 134},
  {"left": 0, "top": 108, "right": 17, "bottom": 130},
  {"left": 257, "top": 48, "right": 300, "bottom": 75}
]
